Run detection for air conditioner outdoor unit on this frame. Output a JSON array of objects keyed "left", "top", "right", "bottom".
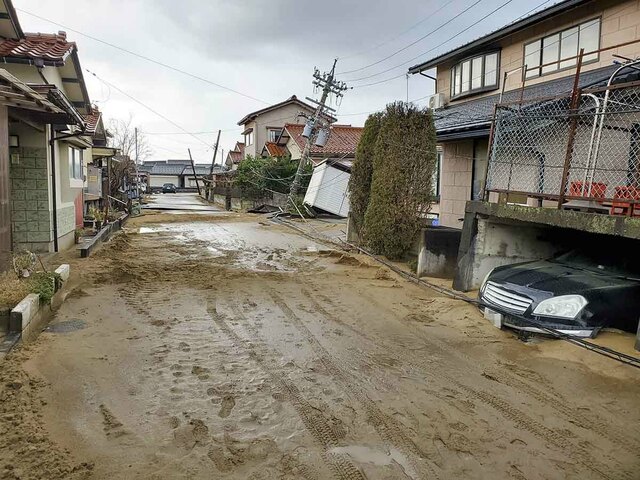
[{"left": 427, "top": 93, "right": 445, "bottom": 110}]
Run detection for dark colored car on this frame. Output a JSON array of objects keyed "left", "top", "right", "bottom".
[
  {"left": 479, "top": 249, "right": 640, "bottom": 338},
  {"left": 162, "top": 183, "right": 177, "bottom": 194}
]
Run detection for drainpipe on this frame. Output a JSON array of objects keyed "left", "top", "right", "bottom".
[{"left": 49, "top": 125, "right": 59, "bottom": 252}]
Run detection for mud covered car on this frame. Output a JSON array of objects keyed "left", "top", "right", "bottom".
[{"left": 480, "top": 249, "right": 640, "bottom": 338}]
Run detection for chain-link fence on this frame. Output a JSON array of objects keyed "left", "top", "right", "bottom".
[{"left": 487, "top": 80, "right": 640, "bottom": 213}]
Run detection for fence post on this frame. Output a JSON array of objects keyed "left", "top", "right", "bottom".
[
  {"left": 558, "top": 49, "right": 585, "bottom": 209},
  {"left": 483, "top": 103, "right": 499, "bottom": 201}
]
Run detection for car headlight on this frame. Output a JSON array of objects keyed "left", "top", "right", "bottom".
[
  {"left": 480, "top": 268, "right": 494, "bottom": 293},
  {"left": 533, "top": 295, "right": 587, "bottom": 319}
]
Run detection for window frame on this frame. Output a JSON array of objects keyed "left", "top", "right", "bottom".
[
  {"left": 450, "top": 51, "right": 501, "bottom": 100},
  {"left": 244, "top": 130, "right": 253, "bottom": 146},
  {"left": 267, "top": 128, "right": 281, "bottom": 143},
  {"left": 523, "top": 17, "right": 601, "bottom": 80},
  {"left": 68, "top": 146, "right": 83, "bottom": 180}
]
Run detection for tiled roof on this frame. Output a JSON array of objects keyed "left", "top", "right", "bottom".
[
  {"left": 82, "top": 106, "right": 101, "bottom": 135},
  {"left": 237, "top": 95, "right": 336, "bottom": 126},
  {"left": 228, "top": 150, "right": 243, "bottom": 164},
  {"left": 149, "top": 164, "right": 185, "bottom": 175},
  {"left": 263, "top": 142, "right": 288, "bottom": 157},
  {"left": 285, "top": 123, "right": 363, "bottom": 157},
  {"left": 0, "top": 31, "right": 75, "bottom": 63},
  {"left": 182, "top": 165, "right": 221, "bottom": 175},
  {"left": 433, "top": 65, "right": 619, "bottom": 136}
]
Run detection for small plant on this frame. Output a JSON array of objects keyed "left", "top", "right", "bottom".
[
  {"left": 12, "top": 250, "right": 36, "bottom": 278},
  {"left": 89, "top": 207, "right": 105, "bottom": 229},
  {"left": 27, "top": 271, "right": 62, "bottom": 304},
  {"left": 74, "top": 227, "right": 86, "bottom": 244}
]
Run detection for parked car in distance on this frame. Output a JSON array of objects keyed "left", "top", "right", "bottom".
[
  {"left": 480, "top": 248, "right": 640, "bottom": 338},
  {"left": 162, "top": 183, "right": 177, "bottom": 194}
]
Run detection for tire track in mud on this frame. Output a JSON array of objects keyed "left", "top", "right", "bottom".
[
  {"left": 206, "top": 300, "right": 365, "bottom": 480},
  {"left": 314, "top": 285, "right": 640, "bottom": 458},
  {"left": 266, "top": 288, "right": 439, "bottom": 480},
  {"left": 312, "top": 285, "right": 635, "bottom": 480},
  {"left": 354, "top": 287, "right": 640, "bottom": 467}
]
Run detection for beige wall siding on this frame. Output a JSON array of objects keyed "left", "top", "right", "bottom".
[
  {"left": 439, "top": 141, "right": 473, "bottom": 228},
  {"left": 436, "top": 0, "right": 640, "bottom": 104},
  {"left": 242, "top": 103, "right": 316, "bottom": 159}
]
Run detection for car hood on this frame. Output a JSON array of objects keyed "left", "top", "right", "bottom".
[{"left": 489, "top": 260, "right": 639, "bottom": 295}]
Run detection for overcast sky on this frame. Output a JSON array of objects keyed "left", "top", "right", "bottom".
[{"left": 14, "top": 0, "right": 559, "bottom": 162}]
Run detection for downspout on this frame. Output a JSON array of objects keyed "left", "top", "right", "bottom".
[{"left": 49, "top": 125, "right": 59, "bottom": 252}]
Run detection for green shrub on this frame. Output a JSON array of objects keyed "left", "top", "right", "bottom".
[
  {"left": 27, "top": 272, "right": 62, "bottom": 304},
  {"left": 349, "top": 112, "right": 382, "bottom": 237},
  {"left": 235, "top": 155, "right": 311, "bottom": 199},
  {"left": 363, "top": 102, "right": 437, "bottom": 259}
]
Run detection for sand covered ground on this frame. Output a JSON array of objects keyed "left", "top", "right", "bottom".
[{"left": 1, "top": 210, "right": 639, "bottom": 479}]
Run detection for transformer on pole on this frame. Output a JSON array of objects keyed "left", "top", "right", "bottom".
[{"left": 288, "top": 59, "right": 348, "bottom": 206}]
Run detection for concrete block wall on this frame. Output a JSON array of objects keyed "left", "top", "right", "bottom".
[
  {"left": 439, "top": 141, "right": 473, "bottom": 229},
  {"left": 56, "top": 205, "right": 76, "bottom": 251},
  {"left": 9, "top": 147, "right": 52, "bottom": 252}
]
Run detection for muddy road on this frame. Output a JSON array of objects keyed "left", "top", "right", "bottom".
[{"left": 1, "top": 210, "right": 639, "bottom": 479}]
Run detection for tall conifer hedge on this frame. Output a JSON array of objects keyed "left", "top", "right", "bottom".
[
  {"left": 348, "top": 112, "right": 382, "bottom": 236},
  {"left": 351, "top": 102, "right": 437, "bottom": 259}
]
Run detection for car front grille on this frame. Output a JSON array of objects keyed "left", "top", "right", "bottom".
[{"left": 482, "top": 282, "right": 533, "bottom": 315}]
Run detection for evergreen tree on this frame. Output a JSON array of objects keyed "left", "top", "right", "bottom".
[
  {"left": 363, "top": 102, "right": 437, "bottom": 259},
  {"left": 348, "top": 112, "right": 382, "bottom": 236}
]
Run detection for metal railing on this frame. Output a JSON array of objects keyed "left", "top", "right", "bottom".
[{"left": 486, "top": 58, "right": 640, "bottom": 215}]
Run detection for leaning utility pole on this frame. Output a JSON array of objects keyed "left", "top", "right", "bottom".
[
  {"left": 188, "top": 148, "right": 202, "bottom": 196},
  {"left": 288, "top": 59, "right": 348, "bottom": 203}
]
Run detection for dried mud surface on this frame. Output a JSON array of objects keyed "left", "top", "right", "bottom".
[{"left": 1, "top": 211, "right": 639, "bottom": 479}]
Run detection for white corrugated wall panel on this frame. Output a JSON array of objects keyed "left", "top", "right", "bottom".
[{"left": 304, "top": 164, "right": 350, "bottom": 217}]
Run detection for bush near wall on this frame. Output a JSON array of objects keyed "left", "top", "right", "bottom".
[
  {"left": 234, "top": 155, "right": 312, "bottom": 199},
  {"left": 352, "top": 102, "right": 437, "bottom": 260}
]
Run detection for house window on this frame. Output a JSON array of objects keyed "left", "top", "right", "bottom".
[
  {"left": 69, "top": 147, "right": 83, "bottom": 180},
  {"left": 267, "top": 128, "right": 281, "bottom": 142},
  {"left": 245, "top": 131, "right": 253, "bottom": 146},
  {"left": 524, "top": 18, "right": 600, "bottom": 79},
  {"left": 450, "top": 52, "right": 499, "bottom": 98}
]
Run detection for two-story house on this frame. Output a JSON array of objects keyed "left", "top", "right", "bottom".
[
  {"left": 409, "top": 0, "right": 640, "bottom": 228},
  {"left": 236, "top": 95, "right": 335, "bottom": 160},
  {"left": 0, "top": 0, "right": 101, "bottom": 255}
]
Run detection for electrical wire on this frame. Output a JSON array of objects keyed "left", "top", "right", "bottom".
[
  {"left": 339, "top": 0, "right": 484, "bottom": 76},
  {"left": 16, "top": 8, "right": 271, "bottom": 105},
  {"left": 347, "top": 0, "right": 556, "bottom": 89},
  {"left": 274, "top": 217, "right": 640, "bottom": 370},
  {"left": 86, "top": 68, "right": 215, "bottom": 151},
  {"left": 349, "top": 0, "right": 517, "bottom": 88},
  {"left": 338, "top": 0, "right": 459, "bottom": 61}
]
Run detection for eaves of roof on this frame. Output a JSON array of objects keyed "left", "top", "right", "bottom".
[
  {"left": 237, "top": 95, "right": 337, "bottom": 126},
  {"left": 408, "top": 0, "right": 593, "bottom": 73},
  {"left": 432, "top": 64, "right": 617, "bottom": 137}
]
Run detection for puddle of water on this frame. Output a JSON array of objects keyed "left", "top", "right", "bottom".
[
  {"left": 140, "top": 223, "right": 322, "bottom": 272},
  {"left": 46, "top": 319, "right": 87, "bottom": 334},
  {"left": 328, "top": 445, "right": 419, "bottom": 479}
]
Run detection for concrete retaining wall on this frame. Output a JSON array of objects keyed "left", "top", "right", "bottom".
[{"left": 417, "top": 227, "right": 462, "bottom": 279}]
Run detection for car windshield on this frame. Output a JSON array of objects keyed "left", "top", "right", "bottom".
[{"left": 554, "top": 249, "right": 640, "bottom": 278}]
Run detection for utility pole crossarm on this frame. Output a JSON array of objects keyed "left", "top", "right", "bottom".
[{"left": 288, "top": 59, "right": 348, "bottom": 204}]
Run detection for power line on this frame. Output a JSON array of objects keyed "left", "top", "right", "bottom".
[
  {"left": 349, "top": 0, "right": 518, "bottom": 87},
  {"left": 337, "top": 0, "right": 458, "bottom": 62},
  {"left": 86, "top": 68, "right": 214, "bottom": 151},
  {"left": 16, "top": 8, "right": 271, "bottom": 105},
  {"left": 340, "top": 0, "right": 484, "bottom": 76}
]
